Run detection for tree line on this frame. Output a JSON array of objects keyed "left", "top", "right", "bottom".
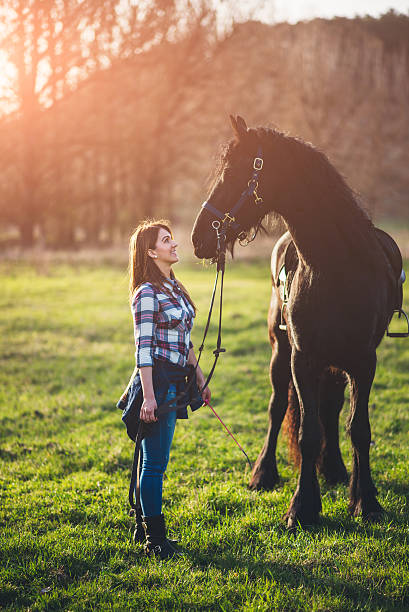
[
  {"left": 0, "top": 3, "right": 408, "bottom": 248},
  {"left": 0, "top": 0, "right": 220, "bottom": 247}
]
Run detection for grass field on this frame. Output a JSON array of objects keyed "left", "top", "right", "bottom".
[{"left": 1, "top": 259, "right": 409, "bottom": 611}]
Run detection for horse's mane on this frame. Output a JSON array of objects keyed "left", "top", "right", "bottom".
[
  {"left": 206, "top": 141, "right": 233, "bottom": 197},
  {"left": 257, "top": 126, "right": 374, "bottom": 229},
  {"left": 208, "top": 126, "right": 386, "bottom": 265}
]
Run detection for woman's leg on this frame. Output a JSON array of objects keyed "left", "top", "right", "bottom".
[{"left": 139, "top": 409, "right": 177, "bottom": 516}]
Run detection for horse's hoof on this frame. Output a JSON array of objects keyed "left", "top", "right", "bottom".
[
  {"left": 283, "top": 508, "right": 320, "bottom": 530},
  {"left": 248, "top": 471, "right": 279, "bottom": 491},
  {"left": 328, "top": 474, "right": 349, "bottom": 487},
  {"left": 319, "top": 456, "right": 349, "bottom": 486},
  {"left": 362, "top": 510, "right": 384, "bottom": 523},
  {"left": 322, "top": 467, "right": 349, "bottom": 486},
  {"left": 349, "top": 498, "right": 384, "bottom": 520},
  {"left": 284, "top": 513, "right": 299, "bottom": 531},
  {"left": 286, "top": 516, "right": 320, "bottom": 530}
]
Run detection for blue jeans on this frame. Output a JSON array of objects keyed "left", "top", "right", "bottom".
[{"left": 139, "top": 407, "right": 177, "bottom": 517}]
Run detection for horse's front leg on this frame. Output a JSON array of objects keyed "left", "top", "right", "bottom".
[
  {"left": 318, "top": 369, "right": 348, "bottom": 485},
  {"left": 284, "top": 350, "right": 322, "bottom": 529},
  {"left": 347, "top": 354, "right": 383, "bottom": 521},
  {"left": 249, "top": 335, "right": 291, "bottom": 491}
]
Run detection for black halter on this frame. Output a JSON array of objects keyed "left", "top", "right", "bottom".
[{"left": 201, "top": 147, "right": 264, "bottom": 243}]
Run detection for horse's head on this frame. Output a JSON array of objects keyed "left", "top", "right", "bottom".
[{"left": 191, "top": 115, "right": 268, "bottom": 260}]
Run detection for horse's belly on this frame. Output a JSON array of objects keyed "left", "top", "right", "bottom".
[{"left": 288, "top": 291, "right": 389, "bottom": 360}]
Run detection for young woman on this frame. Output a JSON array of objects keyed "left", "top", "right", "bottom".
[{"left": 127, "top": 219, "right": 210, "bottom": 559}]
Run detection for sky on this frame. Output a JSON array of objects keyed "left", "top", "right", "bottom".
[{"left": 271, "top": 0, "right": 409, "bottom": 23}]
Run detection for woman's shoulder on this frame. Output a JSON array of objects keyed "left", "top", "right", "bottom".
[{"left": 132, "top": 282, "right": 158, "bottom": 306}]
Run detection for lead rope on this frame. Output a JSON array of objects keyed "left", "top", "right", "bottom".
[
  {"left": 196, "top": 242, "right": 226, "bottom": 395},
  {"left": 155, "top": 261, "right": 222, "bottom": 415},
  {"left": 156, "top": 225, "right": 227, "bottom": 414},
  {"left": 204, "top": 399, "right": 253, "bottom": 470},
  {"left": 198, "top": 224, "right": 253, "bottom": 471}
]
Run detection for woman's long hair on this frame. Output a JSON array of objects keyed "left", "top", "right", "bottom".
[{"left": 128, "top": 219, "right": 196, "bottom": 313}]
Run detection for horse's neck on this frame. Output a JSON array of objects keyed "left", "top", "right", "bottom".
[
  {"left": 278, "top": 209, "right": 347, "bottom": 271},
  {"left": 273, "top": 201, "right": 379, "bottom": 274}
]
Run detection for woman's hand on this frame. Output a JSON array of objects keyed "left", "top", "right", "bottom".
[
  {"left": 201, "top": 384, "right": 211, "bottom": 404},
  {"left": 197, "top": 373, "right": 211, "bottom": 404},
  {"left": 140, "top": 397, "right": 158, "bottom": 423},
  {"left": 189, "top": 349, "right": 211, "bottom": 404}
]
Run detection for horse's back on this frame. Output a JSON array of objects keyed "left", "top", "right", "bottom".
[
  {"left": 374, "top": 227, "right": 403, "bottom": 276},
  {"left": 375, "top": 227, "right": 404, "bottom": 310}
]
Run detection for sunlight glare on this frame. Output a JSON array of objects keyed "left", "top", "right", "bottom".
[{"left": 0, "top": 50, "right": 17, "bottom": 107}]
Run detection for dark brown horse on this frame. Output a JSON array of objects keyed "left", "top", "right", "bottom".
[{"left": 191, "top": 116, "right": 406, "bottom": 528}]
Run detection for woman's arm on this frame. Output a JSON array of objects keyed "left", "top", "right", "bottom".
[
  {"left": 188, "top": 347, "right": 211, "bottom": 403},
  {"left": 133, "top": 285, "right": 159, "bottom": 422},
  {"left": 139, "top": 366, "right": 157, "bottom": 423}
]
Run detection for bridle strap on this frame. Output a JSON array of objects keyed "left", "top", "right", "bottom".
[
  {"left": 200, "top": 202, "right": 241, "bottom": 231},
  {"left": 201, "top": 146, "right": 264, "bottom": 237}
]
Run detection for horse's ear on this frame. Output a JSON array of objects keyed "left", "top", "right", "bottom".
[
  {"left": 230, "top": 114, "right": 247, "bottom": 140},
  {"left": 236, "top": 115, "right": 248, "bottom": 135},
  {"left": 230, "top": 114, "right": 238, "bottom": 136}
]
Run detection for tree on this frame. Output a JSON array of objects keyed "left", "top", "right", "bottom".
[
  {"left": 0, "top": 1, "right": 122, "bottom": 244},
  {"left": 0, "top": 0, "right": 219, "bottom": 246}
]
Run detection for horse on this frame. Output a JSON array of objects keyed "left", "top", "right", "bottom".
[{"left": 191, "top": 115, "right": 406, "bottom": 528}]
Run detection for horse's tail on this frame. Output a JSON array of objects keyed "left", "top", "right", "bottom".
[{"left": 283, "top": 380, "right": 301, "bottom": 467}]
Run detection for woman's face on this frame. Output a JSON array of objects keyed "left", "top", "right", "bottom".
[{"left": 150, "top": 227, "right": 179, "bottom": 265}]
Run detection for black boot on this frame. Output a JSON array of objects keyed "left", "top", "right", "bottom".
[
  {"left": 142, "top": 514, "right": 181, "bottom": 560},
  {"left": 130, "top": 509, "right": 145, "bottom": 544}
]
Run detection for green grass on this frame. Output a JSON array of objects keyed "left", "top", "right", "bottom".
[{"left": 1, "top": 258, "right": 409, "bottom": 611}]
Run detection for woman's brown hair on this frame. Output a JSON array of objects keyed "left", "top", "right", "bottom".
[{"left": 128, "top": 219, "right": 196, "bottom": 313}]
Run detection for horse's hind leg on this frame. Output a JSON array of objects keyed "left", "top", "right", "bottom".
[
  {"left": 248, "top": 335, "right": 291, "bottom": 491},
  {"left": 318, "top": 370, "right": 348, "bottom": 485},
  {"left": 347, "top": 354, "right": 383, "bottom": 521}
]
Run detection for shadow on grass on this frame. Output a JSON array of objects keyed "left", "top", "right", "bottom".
[
  {"left": 376, "top": 478, "right": 409, "bottom": 500},
  {"left": 0, "top": 553, "right": 110, "bottom": 609},
  {"left": 188, "top": 549, "right": 408, "bottom": 610}
]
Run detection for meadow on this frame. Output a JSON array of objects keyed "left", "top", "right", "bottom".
[{"left": 1, "top": 258, "right": 409, "bottom": 611}]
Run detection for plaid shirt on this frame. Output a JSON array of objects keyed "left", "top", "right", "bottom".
[{"left": 132, "top": 279, "right": 195, "bottom": 368}]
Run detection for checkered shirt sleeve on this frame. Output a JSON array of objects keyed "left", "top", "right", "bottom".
[{"left": 132, "top": 284, "right": 159, "bottom": 368}]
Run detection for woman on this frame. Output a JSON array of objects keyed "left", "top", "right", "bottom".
[{"left": 127, "top": 219, "right": 210, "bottom": 560}]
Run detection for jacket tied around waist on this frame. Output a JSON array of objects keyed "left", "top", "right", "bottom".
[{"left": 117, "top": 358, "right": 203, "bottom": 442}]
